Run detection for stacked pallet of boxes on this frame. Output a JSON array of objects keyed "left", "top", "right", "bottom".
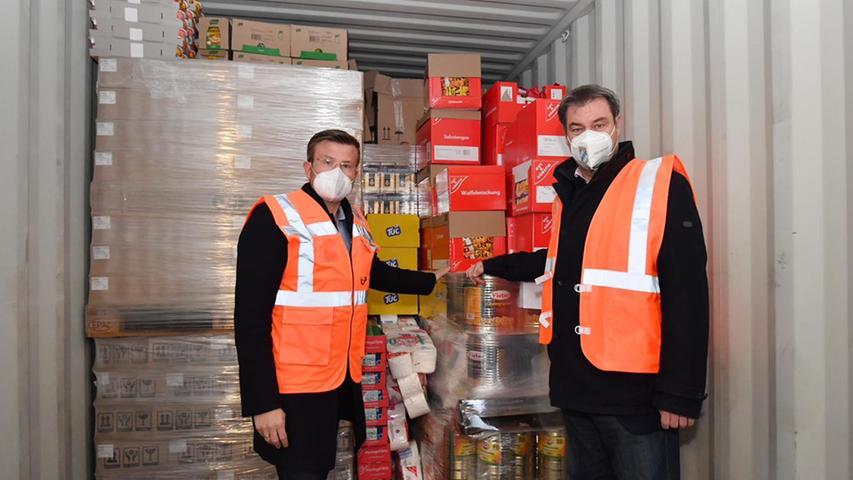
[
  {"left": 89, "top": 58, "right": 363, "bottom": 478},
  {"left": 89, "top": 0, "right": 201, "bottom": 59},
  {"left": 417, "top": 54, "right": 509, "bottom": 274},
  {"left": 417, "top": 274, "right": 567, "bottom": 480}
]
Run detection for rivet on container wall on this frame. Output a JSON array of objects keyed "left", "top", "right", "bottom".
[{"left": 561, "top": 29, "right": 570, "bottom": 43}]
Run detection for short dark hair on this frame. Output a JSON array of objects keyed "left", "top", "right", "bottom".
[
  {"left": 558, "top": 84, "right": 621, "bottom": 130},
  {"left": 306, "top": 129, "right": 361, "bottom": 162}
]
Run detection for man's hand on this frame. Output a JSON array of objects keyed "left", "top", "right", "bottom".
[
  {"left": 465, "top": 262, "right": 486, "bottom": 286},
  {"left": 659, "top": 410, "right": 696, "bottom": 430},
  {"left": 433, "top": 266, "right": 451, "bottom": 281},
  {"left": 254, "top": 408, "right": 288, "bottom": 448}
]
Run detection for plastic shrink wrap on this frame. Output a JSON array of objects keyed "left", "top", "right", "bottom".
[
  {"left": 93, "top": 335, "right": 356, "bottom": 479},
  {"left": 361, "top": 144, "right": 420, "bottom": 215},
  {"left": 418, "top": 274, "right": 565, "bottom": 479},
  {"left": 89, "top": 58, "right": 363, "bottom": 337}
]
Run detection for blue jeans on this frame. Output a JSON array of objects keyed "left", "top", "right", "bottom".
[{"left": 562, "top": 411, "right": 680, "bottom": 480}]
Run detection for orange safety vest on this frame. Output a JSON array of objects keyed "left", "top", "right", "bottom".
[
  {"left": 248, "top": 189, "right": 378, "bottom": 393},
  {"left": 536, "top": 155, "right": 695, "bottom": 373}
]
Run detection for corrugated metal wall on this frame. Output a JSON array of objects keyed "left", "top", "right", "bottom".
[
  {"left": 0, "top": 0, "right": 92, "bottom": 478},
  {"left": 0, "top": 0, "right": 850, "bottom": 478},
  {"left": 514, "top": 0, "right": 853, "bottom": 478}
]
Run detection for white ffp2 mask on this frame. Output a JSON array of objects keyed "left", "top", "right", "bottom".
[
  {"left": 569, "top": 127, "right": 616, "bottom": 171},
  {"left": 312, "top": 167, "right": 353, "bottom": 202}
]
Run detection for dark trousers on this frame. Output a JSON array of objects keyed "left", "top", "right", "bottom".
[
  {"left": 562, "top": 411, "right": 680, "bottom": 480},
  {"left": 275, "top": 465, "right": 329, "bottom": 480}
]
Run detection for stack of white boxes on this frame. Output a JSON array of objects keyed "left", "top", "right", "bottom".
[{"left": 89, "top": 0, "right": 201, "bottom": 59}]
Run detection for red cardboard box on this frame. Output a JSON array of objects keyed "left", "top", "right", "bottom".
[
  {"left": 362, "top": 386, "right": 390, "bottom": 408},
  {"left": 482, "top": 123, "right": 508, "bottom": 166},
  {"left": 510, "top": 159, "right": 561, "bottom": 215},
  {"left": 435, "top": 166, "right": 506, "bottom": 213},
  {"left": 508, "top": 213, "right": 553, "bottom": 253},
  {"left": 365, "top": 335, "right": 387, "bottom": 354},
  {"left": 503, "top": 99, "right": 570, "bottom": 169},
  {"left": 362, "top": 370, "right": 388, "bottom": 390},
  {"left": 425, "top": 53, "right": 482, "bottom": 110},
  {"left": 359, "top": 444, "right": 392, "bottom": 465},
  {"left": 364, "top": 405, "right": 390, "bottom": 427},
  {"left": 364, "top": 424, "right": 390, "bottom": 448},
  {"left": 359, "top": 460, "right": 393, "bottom": 480},
  {"left": 416, "top": 110, "right": 481, "bottom": 169},
  {"left": 483, "top": 81, "right": 523, "bottom": 125},
  {"left": 362, "top": 351, "right": 387, "bottom": 372},
  {"left": 424, "top": 212, "right": 507, "bottom": 272}
]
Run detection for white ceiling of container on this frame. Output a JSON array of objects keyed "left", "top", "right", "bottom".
[{"left": 202, "top": 0, "right": 582, "bottom": 82}]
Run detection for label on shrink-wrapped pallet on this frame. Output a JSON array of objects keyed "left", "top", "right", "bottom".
[
  {"left": 93, "top": 246, "right": 111, "bottom": 260},
  {"left": 97, "top": 444, "right": 115, "bottom": 459},
  {"left": 94, "top": 152, "right": 113, "bottom": 166},
  {"left": 237, "top": 95, "right": 255, "bottom": 110},
  {"left": 93, "top": 216, "right": 111, "bottom": 230},
  {"left": 96, "top": 122, "right": 114, "bottom": 136},
  {"left": 238, "top": 64, "right": 255, "bottom": 80},
  {"left": 99, "top": 91, "right": 116, "bottom": 105},
  {"left": 99, "top": 59, "right": 117, "bottom": 73},
  {"left": 168, "top": 439, "right": 187, "bottom": 454},
  {"left": 234, "top": 155, "right": 252, "bottom": 169}
]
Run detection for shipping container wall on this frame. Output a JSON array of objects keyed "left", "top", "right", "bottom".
[
  {"left": 0, "top": 0, "right": 92, "bottom": 478},
  {"left": 515, "top": 0, "right": 853, "bottom": 478}
]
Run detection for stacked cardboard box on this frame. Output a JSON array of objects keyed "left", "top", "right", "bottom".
[
  {"left": 360, "top": 328, "right": 394, "bottom": 479},
  {"left": 366, "top": 214, "right": 421, "bottom": 315},
  {"left": 90, "top": 58, "right": 362, "bottom": 478},
  {"left": 197, "top": 16, "right": 230, "bottom": 60},
  {"left": 415, "top": 54, "right": 508, "bottom": 272},
  {"left": 200, "top": 18, "right": 349, "bottom": 68},
  {"left": 92, "top": 335, "right": 277, "bottom": 479},
  {"left": 89, "top": 57, "right": 363, "bottom": 337},
  {"left": 487, "top": 83, "right": 568, "bottom": 253},
  {"left": 89, "top": 0, "right": 200, "bottom": 59},
  {"left": 364, "top": 72, "right": 426, "bottom": 145}
]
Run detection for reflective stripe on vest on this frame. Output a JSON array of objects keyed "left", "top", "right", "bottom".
[
  {"left": 537, "top": 155, "right": 696, "bottom": 374},
  {"left": 275, "top": 290, "right": 368, "bottom": 307}
]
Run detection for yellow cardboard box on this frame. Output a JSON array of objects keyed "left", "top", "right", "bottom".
[
  {"left": 368, "top": 247, "right": 419, "bottom": 315},
  {"left": 367, "top": 214, "right": 420, "bottom": 248}
]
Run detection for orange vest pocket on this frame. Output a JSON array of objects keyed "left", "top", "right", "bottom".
[{"left": 278, "top": 307, "right": 334, "bottom": 366}]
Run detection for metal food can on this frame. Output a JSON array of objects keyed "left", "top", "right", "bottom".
[
  {"left": 463, "top": 276, "right": 518, "bottom": 332},
  {"left": 537, "top": 428, "right": 567, "bottom": 480},
  {"left": 450, "top": 433, "right": 477, "bottom": 479},
  {"left": 477, "top": 432, "right": 534, "bottom": 479},
  {"left": 466, "top": 334, "right": 508, "bottom": 387}
]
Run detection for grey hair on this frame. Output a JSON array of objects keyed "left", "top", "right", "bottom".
[{"left": 557, "top": 84, "right": 621, "bottom": 129}]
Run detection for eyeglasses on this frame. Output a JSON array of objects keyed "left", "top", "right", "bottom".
[{"left": 314, "top": 157, "right": 358, "bottom": 175}]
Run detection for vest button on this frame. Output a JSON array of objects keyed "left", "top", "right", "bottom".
[{"left": 557, "top": 280, "right": 564, "bottom": 287}]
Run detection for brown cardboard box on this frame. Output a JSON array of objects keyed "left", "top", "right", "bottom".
[
  {"left": 233, "top": 52, "right": 291, "bottom": 64},
  {"left": 425, "top": 53, "right": 482, "bottom": 110},
  {"left": 231, "top": 19, "right": 290, "bottom": 57},
  {"left": 374, "top": 94, "right": 423, "bottom": 144},
  {"left": 423, "top": 211, "right": 506, "bottom": 272},
  {"left": 198, "top": 49, "right": 228, "bottom": 60},
  {"left": 291, "top": 24, "right": 348, "bottom": 61},
  {"left": 292, "top": 58, "right": 348, "bottom": 70},
  {"left": 198, "top": 16, "right": 230, "bottom": 51},
  {"left": 348, "top": 59, "right": 358, "bottom": 71}
]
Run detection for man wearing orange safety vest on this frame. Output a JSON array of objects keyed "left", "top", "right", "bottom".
[
  {"left": 235, "top": 130, "right": 447, "bottom": 480},
  {"left": 467, "top": 85, "right": 709, "bottom": 480}
]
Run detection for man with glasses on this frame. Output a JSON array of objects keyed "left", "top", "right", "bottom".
[{"left": 235, "top": 129, "right": 448, "bottom": 479}]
